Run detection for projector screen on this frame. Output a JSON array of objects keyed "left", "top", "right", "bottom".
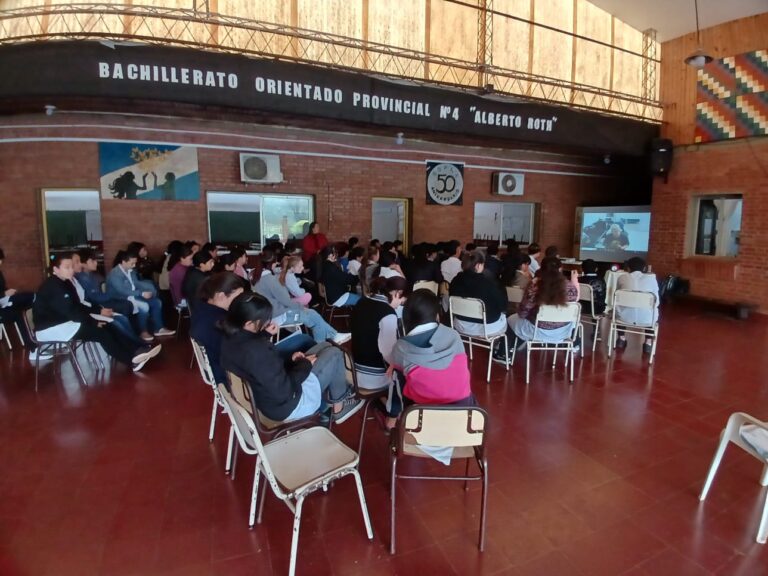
[{"left": 578, "top": 206, "right": 651, "bottom": 263}]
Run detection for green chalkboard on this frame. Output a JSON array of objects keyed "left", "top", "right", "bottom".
[
  {"left": 46, "top": 211, "right": 88, "bottom": 248},
  {"left": 209, "top": 211, "right": 261, "bottom": 244}
]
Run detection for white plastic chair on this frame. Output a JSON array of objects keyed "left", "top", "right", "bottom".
[
  {"left": 514, "top": 302, "right": 582, "bottom": 385},
  {"left": 24, "top": 309, "right": 89, "bottom": 390},
  {"left": 0, "top": 323, "right": 12, "bottom": 351},
  {"left": 700, "top": 412, "right": 768, "bottom": 544},
  {"left": 217, "top": 384, "right": 373, "bottom": 576},
  {"left": 578, "top": 283, "right": 606, "bottom": 353},
  {"left": 190, "top": 338, "right": 224, "bottom": 442},
  {"left": 506, "top": 286, "right": 524, "bottom": 305},
  {"left": 448, "top": 296, "right": 509, "bottom": 382},
  {"left": 413, "top": 281, "right": 438, "bottom": 295},
  {"left": 607, "top": 289, "right": 659, "bottom": 364}
]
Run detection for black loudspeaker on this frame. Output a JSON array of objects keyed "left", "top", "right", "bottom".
[{"left": 650, "top": 138, "right": 674, "bottom": 176}]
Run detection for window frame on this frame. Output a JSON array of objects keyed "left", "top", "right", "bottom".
[{"left": 688, "top": 194, "right": 743, "bottom": 259}]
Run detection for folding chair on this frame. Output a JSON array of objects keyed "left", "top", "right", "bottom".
[
  {"left": 513, "top": 302, "right": 582, "bottom": 385},
  {"left": 0, "top": 323, "right": 12, "bottom": 351},
  {"left": 23, "top": 309, "right": 88, "bottom": 391},
  {"left": 318, "top": 282, "right": 352, "bottom": 324},
  {"left": 607, "top": 289, "right": 659, "bottom": 364},
  {"left": 578, "top": 283, "right": 606, "bottom": 353},
  {"left": 448, "top": 296, "right": 509, "bottom": 382},
  {"left": 700, "top": 412, "right": 768, "bottom": 544},
  {"left": 413, "top": 281, "right": 438, "bottom": 295},
  {"left": 390, "top": 405, "right": 489, "bottom": 554},
  {"left": 218, "top": 384, "right": 373, "bottom": 576},
  {"left": 506, "top": 286, "right": 524, "bottom": 314},
  {"left": 175, "top": 300, "right": 190, "bottom": 338},
  {"left": 190, "top": 338, "right": 225, "bottom": 442}
]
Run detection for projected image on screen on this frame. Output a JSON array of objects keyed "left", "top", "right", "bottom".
[{"left": 579, "top": 207, "right": 651, "bottom": 262}]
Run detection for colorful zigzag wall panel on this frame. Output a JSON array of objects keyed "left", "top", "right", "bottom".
[{"left": 695, "top": 48, "right": 768, "bottom": 143}]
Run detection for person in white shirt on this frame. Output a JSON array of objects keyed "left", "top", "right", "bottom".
[
  {"left": 346, "top": 246, "right": 366, "bottom": 277},
  {"left": 440, "top": 240, "right": 463, "bottom": 284},
  {"left": 527, "top": 243, "right": 542, "bottom": 276},
  {"left": 615, "top": 257, "right": 659, "bottom": 355}
]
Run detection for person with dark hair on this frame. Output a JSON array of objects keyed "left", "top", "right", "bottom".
[
  {"left": 484, "top": 244, "right": 502, "bottom": 280},
  {"left": 348, "top": 237, "right": 359, "bottom": 250},
  {"left": 33, "top": 253, "right": 161, "bottom": 372},
  {"left": 107, "top": 249, "right": 175, "bottom": 341},
  {"left": 228, "top": 247, "right": 249, "bottom": 282},
  {"left": 449, "top": 251, "right": 508, "bottom": 338},
  {"left": 346, "top": 246, "right": 366, "bottom": 277},
  {"left": 220, "top": 293, "right": 363, "bottom": 423},
  {"left": 360, "top": 246, "right": 381, "bottom": 295},
  {"left": 108, "top": 171, "right": 148, "bottom": 200},
  {"left": 201, "top": 242, "right": 219, "bottom": 261},
  {"left": 377, "top": 248, "right": 405, "bottom": 279},
  {"left": 406, "top": 243, "right": 442, "bottom": 286},
  {"left": 0, "top": 247, "right": 50, "bottom": 360},
  {"left": 465, "top": 242, "right": 477, "bottom": 253},
  {"left": 185, "top": 240, "right": 201, "bottom": 254},
  {"left": 527, "top": 243, "right": 542, "bottom": 276},
  {"left": 500, "top": 239, "right": 522, "bottom": 286},
  {"left": 389, "top": 289, "right": 473, "bottom": 406},
  {"left": 511, "top": 255, "right": 533, "bottom": 290},
  {"left": 579, "top": 259, "right": 606, "bottom": 316},
  {"left": 615, "top": 257, "right": 659, "bottom": 354},
  {"left": 336, "top": 242, "right": 351, "bottom": 272},
  {"left": 191, "top": 273, "right": 315, "bottom": 385},
  {"left": 301, "top": 221, "right": 328, "bottom": 277},
  {"left": 381, "top": 241, "right": 401, "bottom": 267},
  {"left": 126, "top": 242, "right": 155, "bottom": 282},
  {"left": 369, "top": 239, "right": 381, "bottom": 249},
  {"left": 440, "top": 240, "right": 463, "bottom": 284},
  {"left": 159, "top": 240, "right": 183, "bottom": 292},
  {"left": 169, "top": 245, "right": 194, "bottom": 306},
  {"left": 182, "top": 250, "right": 215, "bottom": 309},
  {"left": 319, "top": 246, "right": 361, "bottom": 307},
  {"left": 508, "top": 256, "right": 580, "bottom": 346},
  {"left": 544, "top": 245, "right": 559, "bottom": 258},
  {"left": 393, "top": 240, "right": 405, "bottom": 264}
]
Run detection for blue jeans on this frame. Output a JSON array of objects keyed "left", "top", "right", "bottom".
[
  {"left": 135, "top": 297, "right": 164, "bottom": 334},
  {"left": 111, "top": 314, "right": 144, "bottom": 346},
  {"left": 281, "top": 309, "right": 338, "bottom": 342},
  {"left": 345, "top": 293, "right": 362, "bottom": 306},
  {"left": 274, "top": 333, "right": 316, "bottom": 358}
]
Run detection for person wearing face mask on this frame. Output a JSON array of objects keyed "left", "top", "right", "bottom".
[
  {"left": 33, "top": 253, "right": 161, "bottom": 372},
  {"left": 182, "top": 250, "right": 215, "bottom": 310}
]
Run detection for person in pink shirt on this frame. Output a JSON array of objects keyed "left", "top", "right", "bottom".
[{"left": 169, "top": 245, "right": 194, "bottom": 306}]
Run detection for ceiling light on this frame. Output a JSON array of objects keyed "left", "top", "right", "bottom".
[{"left": 685, "top": 0, "right": 713, "bottom": 68}]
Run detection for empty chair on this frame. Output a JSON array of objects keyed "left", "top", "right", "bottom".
[
  {"left": 607, "top": 289, "right": 659, "bottom": 364},
  {"left": 413, "top": 280, "right": 438, "bottom": 295},
  {"left": 217, "top": 383, "right": 373, "bottom": 576},
  {"left": 700, "top": 412, "right": 768, "bottom": 544},
  {"left": 190, "top": 338, "right": 224, "bottom": 442},
  {"left": 578, "top": 283, "right": 606, "bottom": 353},
  {"left": 512, "top": 302, "right": 582, "bottom": 385},
  {"left": 449, "top": 296, "right": 509, "bottom": 382},
  {"left": 390, "top": 405, "right": 489, "bottom": 554}
]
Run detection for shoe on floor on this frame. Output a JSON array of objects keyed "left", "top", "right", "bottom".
[
  {"left": 330, "top": 332, "right": 351, "bottom": 345},
  {"left": 29, "top": 349, "right": 53, "bottom": 362},
  {"left": 332, "top": 397, "right": 364, "bottom": 424},
  {"left": 572, "top": 344, "right": 581, "bottom": 353},
  {"left": 492, "top": 350, "right": 510, "bottom": 365},
  {"left": 131, "top": 344, "right": 162, "bottom": 372},
  {"left": 140, "top": 332, "right": 155, "bottom": 342},
  {"left": 154, "top": 328, "right": 176, "bottom": 337},
  {"left": 642, "top": 342, "right": 653, "bottom": 355},
  {"left": 615, "top": 337, "right": 628, "bottom": 349}
]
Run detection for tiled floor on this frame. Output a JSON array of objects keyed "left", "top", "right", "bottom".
[{"left": 1, "top": 303, "right": 768, "bottom": 575}]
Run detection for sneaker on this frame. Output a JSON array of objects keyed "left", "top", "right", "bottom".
[
  {"left": 615, "top": 337, "right": 628, "bottom": 350},
  {"left": 491, "top": 350, "right": 510, "bottom": 365},
  {"left": 29, "top": 349, "right": 53, "bottom": 362},
  {"left": 330, "top": 332, "right": 351, "bottom": 345},
  {"left": 140, "top": 332, "right": 155, "bottom": 342},
  {"left": 131, "top": 344, "right": 162, "bottom": 372},
  {"left": 332, "top": 397, "right": 364, "bottom": 424},
  {"left": 572, "top": 344, "right": 581, "bottom": 353},
  {"left": 154, "top": 328, "right": 176, "bottom": 337},
  {"left": 642, "top": 342, "right": 653, "bottom": 355}
]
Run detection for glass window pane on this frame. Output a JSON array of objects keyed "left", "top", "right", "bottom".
[
  {"left": 502, "top": 203, "right": 534, "bottom": 244},
  {"left": 261, "top": 195, "right": 314, "bottom": 245},
  {"left": 207, "top": 192, "right": 262, "bottom": 246}
]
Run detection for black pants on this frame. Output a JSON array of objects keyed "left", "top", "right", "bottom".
[
  {"left": 0, "top": 292, "right": 36, "bottom": 348},
  {"left": 75, "top": 322, "right": 139, "bottom": 366}
]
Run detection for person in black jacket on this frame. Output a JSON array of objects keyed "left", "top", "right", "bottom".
[
  {"left": 319, "top": 246, "right": 361, "bottom": 307},
  {"left": 578, "top": 259, "right": 607, "bottom": 316},
  {"left": 220, "top": 293, "right": 362, "bottom": 424},
  {"left": 406, "top": 243, "right": 442, "bottom": 287},
  {"left": 182, "top": 250, "right": 214, "bottom": 310},
  {"left": 0, "top": 247, "right": 48, "bottom": 360},
  {"left": 449, "top": 251, "right": 508, "bottom": 337},
  {"left": 32, "top": 253, "right": 161, "bottom": 372}
]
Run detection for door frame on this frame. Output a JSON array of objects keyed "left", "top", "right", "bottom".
[{"left": 371, "top": 196, "right": 411, "bottom": 254}]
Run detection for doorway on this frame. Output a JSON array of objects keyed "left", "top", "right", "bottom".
[
  {"left": 372, "top": 198, "right": 409, "bottom": 249},
  {"left": 41, "top": 189, "right": 104, "bottom": 272}
]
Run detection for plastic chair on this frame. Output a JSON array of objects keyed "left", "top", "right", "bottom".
[
  {"left": 217, "top": 384, "right": 373, "bottom": 576},
  {"left": 190, "top": 338, "right": 225, "bottom": 442},
  {"left": 578, "top": 283, "right": 606, "bottom": 353},
  {"left": 390, "top": 405, "right": 489, "bottom": 554},
  {"left": 513, "top": 302, "right": 582, "bottom": 385},
  {"left": 448, "top": 296, "right": 509, "bottom": 382},
  {"left": 413, "top": 281, "right": 438, "bottom": 295},
  {"left": 318, "top": 282, "right": 352, "bottom": 324},
  {"left": 506, "top": 286, "right": 524, "bottom": 305},
  {"left": 700, "top": 412, "right": 768, "bottom": 544},
  {"left": 607, "top": 289, "right": 659, "bottom": 364}
]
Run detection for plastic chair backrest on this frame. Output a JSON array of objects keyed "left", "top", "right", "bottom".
[
  {"left": 413, "top": 281, "right": 438, "bottom": 295},
  {"left": 400, "top": 405, "right": 487, "bottom": 449},
  {"left": 613, "top": 289, "right": 656, "bottom": 310},
  {"left": 217, "top": 383, "right": 258, "bottom": 454},
  {"left": 506, "top": 286, "right": 524, "bottom": 304},
  {"left": 191, "top": 338, "right": 216, "bottom": 388},
  {"left": 449, "top": 296, "right": 485, "bottom": 322},
  {"left": 227, "top": 371, "right": 255, "bottom": 416},
  {"left": 578, "top": 284, "right": 598, "bottom": 318},
  {"left": 536, "top": 303, "right": 581, "bottom": 324}
]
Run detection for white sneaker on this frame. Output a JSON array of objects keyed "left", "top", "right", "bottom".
[
  {"left": 29, "top": 349, "right": 53, "bottom": 362},
  {"left": 154, "top": 328, "right": 176, "bottom": 337},
  {"left": 331, "top": 332, "right": 351, "bottom": 345},
  {"left": 131, "top": 344, "right": 162, "bottom": 372}
]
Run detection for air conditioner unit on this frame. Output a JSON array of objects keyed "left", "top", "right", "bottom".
[
  {"left": 239, "top": 153, "right": 283, "bottom": 184},
  {"left": 492, "top": 172, "right": 525, "bottom": 196}
]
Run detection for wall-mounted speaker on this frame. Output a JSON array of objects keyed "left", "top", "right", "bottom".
[{"left": 650, "top": 138, "right": 673, "bottom": 177}]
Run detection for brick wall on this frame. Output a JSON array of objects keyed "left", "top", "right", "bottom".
[{"left": 0, "top": 114, "right": 637, "bottom": 290}]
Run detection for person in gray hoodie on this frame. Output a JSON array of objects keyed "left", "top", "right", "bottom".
[
  {"left": 390, "top": 289, "right": 474, "bottom": 406},
  {"left": 253, "top": 250, "right": 351, "bottom": 345}
]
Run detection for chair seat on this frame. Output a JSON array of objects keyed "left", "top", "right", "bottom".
[
  {"left": 357, "top": 386, "right": 388, "bottom": 399},
  {"left": 264, "top": 426, "right": 358, "bottom": 492},
  {"left": 402, "top": 433, "right": 476, "bottom": 459}
]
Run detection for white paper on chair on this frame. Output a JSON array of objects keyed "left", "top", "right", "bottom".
[
  {"left": 0, "top": 296, "right": 11, "bottom": 308},
  {"left": 740, "top": 425, "right": 768, "bottom": 460},
  {"left": 416, "top": 445, "right": 454, "bottom": 465},
  {"left": 89, "top": 313, "right": 114, "bottom": 323},
  {"left": 36, "top": 321, "right": 80, "bottom": 343}
]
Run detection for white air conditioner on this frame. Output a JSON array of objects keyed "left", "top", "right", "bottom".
[
  {"left": 239, "top": 153, "right": 283, "bottom": 184},
  {"left": 492, "top": 172, "right": 525, "bottom": 196}
]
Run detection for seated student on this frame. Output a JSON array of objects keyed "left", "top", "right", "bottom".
[
  {"left": 0, "top": 247, "right": 50, "bottom": 361},
  {"left": 320, "top": 246, "right": 361, "bottom": 307},
  {"left": 348, "top": 237, "right": 359, "bottom": 251},
  {"left": 510, "top": 255, "right": 533, "bottom": 291},
  {"left": 33, "top": 253, "right": 161, "bottom": 372},
  {"left": 440, "top": 240, "right": 463, "bottom": 284},
  {"left": 351, "top": 276, "right": 408, "bottom": 429},
  {"left": 407, "top": 243, "right": 442, "bottom": 287},
  {"left": 393, "top": 240, "right": 406, "bottom": 263},
  {"left": 369, "top": 239, "right": 381, "bottom": 250},
  {"left": 182, "top": 250, "right": 214, "bottom": 310},
  {"left": 336, "top": 242, "right": 351, "bottom": 272},
  {"left": 220, "top": 293, "right": 363, "bottom": 423},
  {"left": 191, "top": 273, "right": 314, "bottom": 385},
  {"left": 254, "top": 250, "right": 351, "bottom": 344},
  {"left": 377, "top": 249, "right": 405, "bottom": 279},
  {"left": 201, "top": 242, "right": 219, "bottom": 261},
  {"left": 508, "top": 256, "right": 580, "bottom": 345},
  {"left": 465, "top": 242, "right": 477, "bottom": 253},
  {"left": 500, "top": 239, "right": 522, "bottom": 286},
  {"left": 76, "top": 249, "right": 131, "bottom": 316},
  {"left": 527, "top": 243, "right": 542, "bottom": 276},
  {"left": 390, "top": 289, "right": 474, "bottom": 406},
  {"left": 168, "top": 245, "right": 194, "bottom": 307},
  {"left": 544, "top": 245, "right": 559, "bottom": 259},
  {"left": 107, "top": 249, "right": 176, "bottom": 342},
  {"left": 229, "top": 247, "right": 249, "bottom": 282},
  {"left": 449, "top": 251, "right": 508, "bottom": 337},
  {"left": 381, "top": 241, "right": 400, "bottom": 267},
  {"left": 279, "top": 255, "right": 312, "bottom": 306},
  {"left": 615, "top": 257, "right": 659, "bottom": 354},
  {"left": 127, "top": 242, "right": 155, "bottom": 282},
  {"left": 578, "top": 259, "right": 607, "bottom": 316},
  {"left": 185, "top": 240, "right": 201, "bottom": 254},
  {"left": 484, "top": 244, "right": 502, "bottom": 280},
  {"left": 158, "top": 240, "right": 183, "bottom": 292},
  {"left": 346, "top": 246, "right": 366, "bottom": 277}
]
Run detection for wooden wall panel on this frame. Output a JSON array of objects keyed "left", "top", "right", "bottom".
[
  {"left": 217, "top": 0, "right": 291, "bottom": 55},
  {"left": 368, "top": 0, "right": 426, "bottom": 77},
  {"left": 574, "top": 0, "right": 611, "bottom": 90},
  {"left": 296, "top": 0, "right": 363, "bottom": 67},
  {"left": 611, "top": 18, "right": 642, "bottom": 107},
  {"left": 532, "top": 0, "right": 573, "bottom": 102},
  {"left": 493, "top": 0, "right": 531, "bottom": 94},
  {"left": 660, "top": 12, "right": 768, "bottom": 145},
  {"left": 429, "top": 0, "right": 478, "bottom": 86}
]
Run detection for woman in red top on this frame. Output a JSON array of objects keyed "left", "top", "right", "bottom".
[{"left": 301, "top": 221, "right": 328, "bottom": 263}]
